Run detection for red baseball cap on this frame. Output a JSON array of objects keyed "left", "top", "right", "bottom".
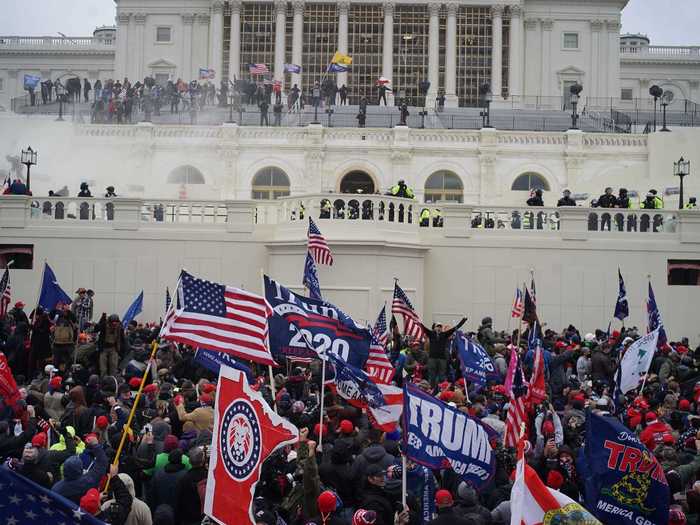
[
  {"left": 339, "top": 420, "right": 354, "bottom": 435},
  {"left": 202, "top": 383, "right": 216, "bottom": 394},
  {"left": 49, "top": 376, "right": 63, "bottom": 389},
  {"left": 144, "top": 383, "right": 158, "bottom": 394},
  {"left": 128, "top": 377, "right": 141, "bottom": 389},
  {"left": 96, "top": 415, "right": 109, "bottom": 430},
  {"left": 679, "top": 399, "right": 691, "bottom": 411},
  {"left": 31, "top": 432, "right": 47, "bottom": 448},
  {"left": 200, "top": 393, "right": 213, "bottom": 406},
  {"left": 317, "top": 491, "right": 337, "bottom": 513},
  {"left": 80, "top": 488, "right": 101, "bottom": 515},
  {"left": 435, "top": 489, "right": 453, "bottom": 507},
  {"left": 314, "top": 423, "right": 328, "bottom": 438},
  {"left": 645, "top": 412, "right": 657, "bottom": 422}
]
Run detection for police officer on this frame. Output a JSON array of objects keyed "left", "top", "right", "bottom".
[
  {"left": 526, "top": 189, "right": 544, "bottom": 206},
  {"left": 685, "top": 197, "right": 697, "bottom": 209},
  {"left": 320, "top": 199, "right": 332, "bottom": 218},
  {"left": 557, "top": 189, "right": 576, "bottom": 207},
  {"left": 432, "top": 208, "right": 442, "bottom": 227},
  {"left": 649, "top": 189, "right": 664, "bottom": 209},
  {"left": 420, "top": 208, "right": 430, "bottom": 227},
  {"left": 390, "top": 180, "right": 415, "bottom": 199}
]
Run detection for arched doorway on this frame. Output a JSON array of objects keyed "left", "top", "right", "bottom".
[{"left": 340, "top": 171, "right": 375, "bottom": 194}]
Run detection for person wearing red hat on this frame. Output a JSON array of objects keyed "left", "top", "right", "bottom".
[
  {"left": 428, "top": 489, "right": 472, "bottom": 525},
  {"left": 128, "top": 377, "right": 142, "bottom": 390},
  {"left": 338, "top": 419, "right": 354, "bottom": 435},
  {"left": 680, "top": 399, "right": 692, "bottom": 411},
  {"left": 44, "top": 376, "right": 65, "bottom": 420},
  {"left": 9, "top": 301, "right": 29, "bottom": 326},
  {"left": 31, "top": 432, "right": 47, "bottom": 449},
  {"left": 640, "top": 412, "right": 675, "bottom": 450},
  {"left": 80, "top": 464, "right": 132, "bottom": 522},
  {"left": 174, "top": 391, "right": 214, "bottom": 432}
]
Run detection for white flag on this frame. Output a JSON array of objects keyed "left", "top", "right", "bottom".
[{"left": 618, "top": 328, "right": 660, "bottom": 394}]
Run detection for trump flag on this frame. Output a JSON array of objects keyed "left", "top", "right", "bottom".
[
  {"left": 577, "top": 411, "right": 669, "bottom": 525},
  {"left": 205, "top": 365, "right": 298, "bottom": 525}
]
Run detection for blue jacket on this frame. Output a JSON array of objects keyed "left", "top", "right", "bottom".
[{"left": 52, "top": 444, "right": 108, "bottom": 504}]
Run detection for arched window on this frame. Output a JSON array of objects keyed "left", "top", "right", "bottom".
[
  {"left": 424, "top": 171, "right": 463, "bottom": 203},
  {"left": 251, "top": 167, "right": 290, "bottom": 199},
  {"left": 340, "top": 171, "right": 375, "bottom": 194},
  {"left": 511, "top": 172, "right": 550, "bottom": 192},
  {"left": 167, "top": 165, "right": 205, "bottom": 185}
]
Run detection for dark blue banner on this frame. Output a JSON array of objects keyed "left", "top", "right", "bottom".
[
  {"left": 264, "top": 275, "right": 370, "bottom": 369},
  {"left": 402, "top": 383, "right": 495, "bottom": 490},
  {"left": 454, "top": 332, "right": 500, "bottom": 387},
  {"left": 577, "top": 411, "right": 669, "bottom": 525},
  {"left": 194, "top": 348, "right": 254, "bottom": 384}
]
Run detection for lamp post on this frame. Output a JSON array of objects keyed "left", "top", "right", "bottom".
[
  {"left": 569, "top": 83, "right": 583, "bottom": 130},
  {"left": 312, "top": 85, "right": 321, "bottom": 124},
  {"left": 649, "top": 85, "right": 663, "bottom": 132},
  {"left": 660, "top": 91, "right": 673, "bottom": 132},
  {"left": 55, "top": 81, "right": 65, "bottom": 121},
  {"left": 674, "top": 157, "right": 690, "bottom": 209},
  {"left": 419, "top": 80, "right": 430, "bottom": 129},
  {"left": 20, "top": 146, "right": 37, "bottom": 194},
  {"left": 325, "top": 106, "right": 334, "bottom": 127},
  {"left": 479, "top": 82, "right": 493, "bottom": 128}
]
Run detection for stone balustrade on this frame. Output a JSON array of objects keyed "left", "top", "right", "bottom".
[
  {"left": 2, "top": 195, "right": 699, "bottom": 243},
  {"left": 620, "top": 45, "right": 700, "bottom": 59},
  {"left": 0, "top": 36, "right": 115, "bottom": 49}
]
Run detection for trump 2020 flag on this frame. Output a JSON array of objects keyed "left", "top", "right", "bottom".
[
  {"left": 617, "top": 329, "right": 659, "bottom": 394},
  {"left": 614, "top": 268, "right": 629, "bottom": 321},
  {"left": 38, "top": 262, "right": 72, "bottom": 311},
  {"left": 194, "top": 348, "right": 254, "bottom": 384},
  {"left": 577, "top": 411, "right": 669, "bottom": 525},
  {"left": 454, "top": 332, "right": 500, "bottom": 387},
  {"left": 205, "top": 365, "right": 298, "bottom": 525},
  {"left": 122, "top": 290, "right": 143, "bottom": 328},
  {"left": 403, "top": 382, "right": 495, "bottom": 490},
  {"left": 302, "top": 251, "right": 322, "bottom": 301}
]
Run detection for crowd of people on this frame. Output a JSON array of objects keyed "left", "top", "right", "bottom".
[
  {"left": 1, "top": 285, "right": 699, "bottom": 525},
  {"left": 526, "top": 186, "right": 698, "bottom": 210}
]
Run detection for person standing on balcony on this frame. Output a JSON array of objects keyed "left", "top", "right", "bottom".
[
  {"left": 617, "top": 188, "right": 631, "bottom": 208},
  {"left": 339, "top": 84, "right": 348, "bottom": 105},
  {"left": 526, "top": 189, "right": 544, "bottom": 206},
  {"left": 78, "top": 182, "right": 92, "bottom": 198},
  {"left": 259, "top": 99, "right": 269, "bottom": 126},
  {"left": 686, "top": 197, "right": 697, "bottom": 209},
  {"left": 389, "top": 180, "right": 414, "bottom": 199},
  {"left": 595, "top": 187, "right": 617, "bottom": 230},
  {"left": 556, "top": 189, "right": 576, "bottom": 207},
  {"left": 83, "top": 79, "right": 92, "bottom": 103}
]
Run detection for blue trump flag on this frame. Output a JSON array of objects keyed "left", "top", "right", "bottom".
[
  {"left": 24, "top": 74, "right": 41, "bottom": 90},
  {"left": 614, "top": 268, "right": 629, "bottom": 321},
  {"left": 38, "top": 262, "right": 72, "bottom": 311},
  {"left": 453, "top": 331, "right": 500, "bottom": 387},
  {"left": 264, "top": 274, "right": 370, "bottom": 368},
  {"left": 0, "top": 464, "right": 105, "bottom": 524},
  {"left": 577, "top": 411, "right": 669, "bottom": 525},
  {"left": 122, "top": 290, "right": 143, "bottom": 327},
  {"left": 327, "top": 63, "right": 348, "bottom": 73},
  {"left": 302, "top": 251, "right": 322, "bottom": 301},
  {"left": 647, "top": 282, "right": 668, "bottom": 348},
  {"left": 194, "top": 348, "right": 254, "bottom": 383},
  {"left": 403, "top": 383, "right": 496, "bottom": 490}
]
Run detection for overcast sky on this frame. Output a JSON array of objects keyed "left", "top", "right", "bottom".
[{"left": 0, "top": 0, "right": 698, "bottom": 46}]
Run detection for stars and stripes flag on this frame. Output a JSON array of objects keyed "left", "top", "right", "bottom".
[
  {"left": 504, "top": 355, "right": 528, "bottom": 449},
  {"left": 248, "top": 63, "right": 269, "bottom": 75},
  {"left": 0, "top": 266, "right": 11, "bottom": 318},
  {"left": 372, "top": 305, "right": 390, "bottom": 346},
  {"left": 365, "top": 306, "right": 394, "bottom": 384},
  {"left": 391, "top": 282, "right": 424, "bottom": 340},
  {"left": 0, "top": 464, "right": 105, "bottom": 525},
  {"left": 162, "top": 270, "right": 276, "bottom": 366},
  {"left": 308, "top": 217, "right": 334, "bottom": 266},
  {"left": 511, "top": 288, "right": 524, "bottom": 318}
]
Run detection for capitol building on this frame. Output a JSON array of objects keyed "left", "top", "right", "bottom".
[{"left": 0, "top": 0, "right": 699, "bottom": 340}]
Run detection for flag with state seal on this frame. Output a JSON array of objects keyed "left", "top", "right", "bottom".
[{"left": 204, "top": 365, "right": 299, "bottom": 525}]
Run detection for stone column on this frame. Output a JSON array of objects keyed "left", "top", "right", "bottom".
[
  {"left": 590, "top": 20, "right": 602, "bottom": 99},
  {"left": 541, "top": 19, "right": 553, "bottom": 99},
  {"left": 195, "top": 13, "right": 211, "bottom": 78},
  {"left": 210, "top": 1, "right": 224, "bottom": 81},
  {"left": 427, "top": 2, "right": 440, "bottom": 105},
  {"left": 229, "top": 1, "right": 241, "bottom": 81},
  {"left": 491, "top": 5, "right": 503, "bottom": 99},
  {"left": 274, "top": 0, "right": 287, "bottom": 83},
  {"left": 292, "top": 0, "right": 304, "bottom": 88},
  {"left": 382, "top": 1, "right": 394, "bottom": 104},
  {"left": 445, "top": 2, "right": 458, "bottom": 107},
  {"left": 607, "top": 20, "right": 621, "bottom": 102},
  {"left": 523, "top": 18, "right": 539, "bottom": 100},
  {"left": 134, "top": 13, "right": 146, "bottom": 81},
  {"left": 182, "top": 13, "right": 195, "bottom": 80},
  {"left": 337, "top": 1, "right": 350, "bottom": 90},
  {"left": 508, "top": 5, "right": 522, "bottom": 100},
  {"left": 115, "top": 12, "right": 131, "bottom": 80}
]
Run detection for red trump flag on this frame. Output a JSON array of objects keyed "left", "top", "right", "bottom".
[
  {"left": 204, "top": 365, "right": 299, "bottom": 525},
  {"left": 0, "top": 353, "right": 20, "bottom": 406}
]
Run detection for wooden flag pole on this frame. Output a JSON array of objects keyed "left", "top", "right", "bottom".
[
  {"left": 260, "top": 269, "right": 278, "bottom": 413},
  {"left": 103, "top": 339, "right": 159, "bottom": 494},
  {"left": 401, "top": 453, "right": 407, "bottom": 508},
  {"left": 514, "top": 282, "right": 526, "bottom": 350},
  {"left": 318, "top": 355, "right": 326, "bottom": 451}
]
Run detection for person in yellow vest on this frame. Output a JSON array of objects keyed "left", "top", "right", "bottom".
[
  {"left": 686, "top": 197, "right": 697, "bottom": 209},
  {"left": 649, "top": 189, "right": 664, "bottom": 209},
  {"left": 389, "top": 180, "right": 415, "bottom": 199},
  {"left": 420, "top": 208, "right": 430, "bottom": 227},
  {"left": 432, "top": 208, "right": 442, "bottom": 227},
  {"left": 320, "top": 199, "right": 332, "bottom": 218}
]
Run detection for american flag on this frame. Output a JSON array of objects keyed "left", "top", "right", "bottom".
[
  {"left": 504, "top": 355, "right": 528, "bottom": 448},
  {"left": 372, "top": 305, "right": 389, "bottom": 346},
  {"left": 0, "top": 464, "right": 104, "bottom": 525},
  {"left": 248, "top": 63, "right": 269, "bottom": 75},
  {"left": 308, "top": 217, "right": 334, "bottom": 266},
  {"left": 0, "top": 266, "right": 10, "bottom": 318},
  {"left": 162, "top": 271, "right": 275, "bottom": 366},
  {"left": 391, "top": 282, "right": 424, "bottom": 340},
  {"left": 365, "top": 306, "right": 394, "bottom": 384},
  {"left": 511, "top": 288, "right": 524, "bottom": 319}
]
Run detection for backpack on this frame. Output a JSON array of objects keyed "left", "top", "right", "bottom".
[{"left": 54, "top": 323, "right": 74, "bottom": 345}]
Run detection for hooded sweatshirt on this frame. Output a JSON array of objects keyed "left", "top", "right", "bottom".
[
  {"left": 52, "top": 444, "right": 108, "bottom": 504},
  {"left": 102, "top": 473, "right": 153, "bottom": 525}
]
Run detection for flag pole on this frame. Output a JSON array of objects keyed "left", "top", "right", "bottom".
[
  {"left": 318, "top": 353, "right": 326, "bottom": 451},
  {"left": 103, "top": 339, "right": 158, "bottom": 494},
  {"left": 33, "top": 259, "right": 48, "bottom": 318},
  {"left": 401, "top": 453, "right": 407, "bottom": 509},
  {"left": 514, "top": 282, "right": 525, "bottom": 350},
  {"left": 260, "top": 268, "right": 277, "bottom": 413}
]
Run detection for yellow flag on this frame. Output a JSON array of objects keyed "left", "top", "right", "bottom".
[{"left": 332, "top": 51, "right": 353, "bottom": 66}]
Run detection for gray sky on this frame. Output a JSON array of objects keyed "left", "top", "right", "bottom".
[{"left": 0, "top": 0, "right": 698, "bottom": 46}]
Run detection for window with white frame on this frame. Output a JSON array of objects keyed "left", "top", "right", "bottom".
[
  {"left": 621, "top": 88, "right": 633, "bottom": 101},
  {"left": 563, "top": 32, "right": 579, "bottom": 49},
  {"left": 156, "top": 27, "right": 172, "bottom": 43}
]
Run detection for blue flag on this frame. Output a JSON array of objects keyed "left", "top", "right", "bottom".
[
  {"left": 165, "top": 287, "right": 171, "bottom": 313},
  {"left": 0, "top": 465, "right": 105, "bottom": 524},
  {"left": 453, "top": 332, "right": 500, "bottom": 387},
  {"left": 327, "top": 352, "right": 385, "bottom": 409},
  {"left": 302, "top": 251, "right": 322, "bottom": 301},
  {"left": 284, "top": 63, "right": 301, "bottom": 74},
  {"left": 38, "top": 262, "right": 72, "bottom": 311},
  {"left": 614, "top": 268, "right": 629, "bottom": 321},
  {"left": 264, "top": 275, "right": 370, "bottom": 368},
  {"left": 327, "top": 63, "right": 348, "bottom": 73},
  {"left": 122, "top": 291, "right": 143, "bottom": 327},
  {"left": 578, "top": 411, "right": 669, "bottom": 525},
  {"left": 23, "top": 74, "right": 41, "bottom": 90},
  {"left": 403, "top": 383, "right": 496, "bottom": 490},
  {"left": 646, "top": 282, "right": 668, "bottom": 348},
  {"left": 194, "top": 348, "right": 254, "bottom": 383}
]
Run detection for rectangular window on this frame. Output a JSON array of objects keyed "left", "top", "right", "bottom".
[
  {"left": 621, "top": 88, "right": 633, "bottom": 100},
  {"left": 668, "top": 260, "right": 700, "bottom": 286},
  {"left": 156, "top": 27, "right": 171, "bottom": 43},
  {"left": 563, "top": 32, "right": 579, "bottom": 49},
  {"left": 456, "top": 7, "right": 493, "bottom": 107},
  {"left": 0, "top": 244, "right": 34, "bottom": 269}
]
